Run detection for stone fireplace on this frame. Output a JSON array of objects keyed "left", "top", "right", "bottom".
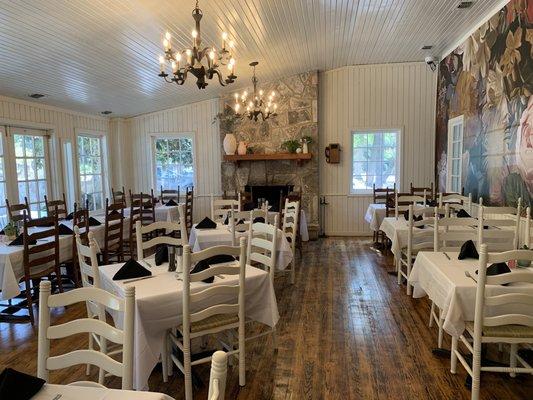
[{"left": 220, "top": 71, "right": 319, "bottom": 239}]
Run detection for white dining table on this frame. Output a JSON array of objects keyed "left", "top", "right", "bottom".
[
  {"left": 99, "top": 260, "right": 279, "bottom": 390},
  {"left": 365, "top": 203, "right": 387, "bottom": 232},
  {"left": 122, "top": 204, "right": 181, "bottom": 223},
  {"left": 188, "top": 223, "right": 294, "bottom": 269},
  {"left": 32, "top": 383, "right": 173, "bottom": 399},
  {"left": 379, "top": 217, "right": 437, "bottom": 259},
  {"left": 409, "top": 251, "right": 533, "bottom": 338}
]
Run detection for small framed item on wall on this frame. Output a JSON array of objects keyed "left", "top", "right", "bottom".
[{"left": 325, "top": 143, "right": 340, "bottom": 163}]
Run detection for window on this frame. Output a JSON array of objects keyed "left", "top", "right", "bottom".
[
  {"left": 152, "top": 135, "right": 195, "bottom": 190},
  {"left": 13, "top": 131, "right": 49, "bottom": 218},
  {"left": 446, "top": 116, "right": 464, "bottom": 193},
  {"left": 351, "top": 130, "right": 400, "bottom": 194},
  {"left": 78, "top": 134, "right": 106, "bottom": 211}
]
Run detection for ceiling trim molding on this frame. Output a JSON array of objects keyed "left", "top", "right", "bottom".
[
  {"left": 0, "top": 95, "right": 109, "bottom": 121},
  {"left": 439, "top": 0, "right": 510, "bottom": 60},
  {"left": 321, "top": 62, "right": 427, "bottom": 75},
  {"left": 127, "top": 97, "right": 220, "bottom": 121}
]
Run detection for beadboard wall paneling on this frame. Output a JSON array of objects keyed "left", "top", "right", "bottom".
[
  {"left": 126, "top": 98, "right": 220, "bottom": 221},
  {"left": 319, "top": 63, "right": 437, "bottom": 236},
  {"left": 0, "top": 95, "right": 110, "bottom": 201}
]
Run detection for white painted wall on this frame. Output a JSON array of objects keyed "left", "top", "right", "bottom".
[
  {"left": 125, "top": 98, "right": 221, "bottom": 220},
  {"left": 0, "top": 95, "right": 110, "bottom": 203},
  {"left": 319, "top": 62, "right": 437, "bottom": 236}
]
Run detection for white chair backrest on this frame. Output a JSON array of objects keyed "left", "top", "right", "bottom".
[
  {"left": 247, "top": 215, "right": 279, "bottom": 284},
  {"left": 394, "top": 193, "right": 426, "bottom": 219},
  {"left": 37, "top": 281, "right": 135, "bottom": 389},
  {"left": 211, "top": 194, "right": 241, "bottom": 223},
  {"left": 406, "top": 205, "right": 434, "bottom": 254},
  {"left": 208, "top": 351, "right": 228, "bottom": 400},
  {"left": 135, "top": 204, "right": 188, "bottom": 260},
  {"left": 433, "top": 206, "right": 480, "bottom": 252},
  {"left": 230, "top": 210, "right": 253, "bottom": 246},
  {"left": 282, "top": 200, "right": 300, "bottom": 254},
  {"left": 438, "top": 193, "right": 473, "bottom": 213},
  {"left": 476, "top": 205, "right": 520, "bottom": 252},
  {"left": 182, "top": 239, "right": 246, "bottom": 339},
  {"left": 475, "top": 244, "right": 533, "bottom": 337}
]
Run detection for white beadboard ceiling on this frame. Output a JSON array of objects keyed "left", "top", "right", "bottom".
[{"left": 0, "top": 0, "right": 505, "bottom": 117}]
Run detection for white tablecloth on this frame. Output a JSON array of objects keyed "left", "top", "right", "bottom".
[
  {"left": 99, "top": 262, "right": 279, "bottom": 390},
  {"left": 365, "top": 204, "right": 387, "bottom": 232},
  {"left": 32, "top": 384, "right": 173, "bottom": 399},
  {"left": 0, "top": 215, "right": 133, "bottom": 300},
  {"left": 379, "top": 217, "right": 434, "bottom": 258},
  {"left": 188, "top": 223, "right": 293, "bottom": 270},
  {"left": 123, "top": 204, "right": 181, "bottom": 223},
  {"left": 409, "top": 251, "right": 533, "bottom": 337}
]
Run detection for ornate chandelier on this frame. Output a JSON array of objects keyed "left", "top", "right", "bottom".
[
  {"left": 157, "top": 0, "right": 237, "bottom": 89},
  {"left": 233, "top": 62, "right": 277, "bottom": 121}
]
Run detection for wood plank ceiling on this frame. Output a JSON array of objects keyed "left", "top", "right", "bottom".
[{"left": 0, "top": 0, "right": 505, "bottom": 117}]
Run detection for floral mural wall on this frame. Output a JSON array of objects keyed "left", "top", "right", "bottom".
[{"left": 436, "top": 0, "right": 533, "bottom": 207}]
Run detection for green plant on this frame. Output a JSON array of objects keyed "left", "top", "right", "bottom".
[
  {"left": 213, "top": 106, "right": 240, "bottom": 133},
  {"left": 3, "top": 221, "right": 17, "bottom": 237},
  {"left": 281, "top": 140, "right": 300, "bottom": 154},
  {"left": 301, "top": 135, "right": 313, "bottom": 144}
]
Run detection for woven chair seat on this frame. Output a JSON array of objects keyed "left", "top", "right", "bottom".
[
  {"left": 184, "top": 314, "right": 239, "bottom": 333},
  {"left": 466, "top": 322, "right": 533, "bottom": 338}
]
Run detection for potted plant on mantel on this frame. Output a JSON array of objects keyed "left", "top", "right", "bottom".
[
  {"left": 301, "top": 135, "right": 313, "bottom": 154},
  {"left": 281, "top": 139, "right": 300, "bottom": 154},
  {"left": 213, "top": 106, "right": 241, "bottom": 155}
]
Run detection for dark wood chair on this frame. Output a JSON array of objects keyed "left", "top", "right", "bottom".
[
  {"left": 129, "top": 190, "right": 156, "bottom": 225},
  {"left": 22, "top": 215, "right": 62, "bottom": 324},
  {"left": 112, "top": 186, "right": 127, "bottom": 206},
  {"left": 125, "top": 192, "right": 151, "bottom": 260},
  {"left": 410, "top": 182, "right": 434, "bottom": 200},
  {"left": 102, "top": 199, "right": 125, "bottom": 265},
  {"left": 161, "top": 185, "right": 180, "bottom": 204},
  {"left": 185, "top": 186, "right": 194, "bottom": 234},
  {"left": 69, "top": 202, "right": 90, "bottom": 287},
  {"left": 6, "top": 197, "right": 31, "bottom": 223},
  {"left": 44, "top": 193, "right": 68, "bottom": 219},
  {"left": 372, "top": 183, "right": 395, "bottom": 244}
]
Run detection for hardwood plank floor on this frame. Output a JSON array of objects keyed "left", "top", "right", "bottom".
[{"left": 1, "top": 238, "right": 532, "bottom": 399}]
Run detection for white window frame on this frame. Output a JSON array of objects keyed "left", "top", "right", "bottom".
[
  {"left": 0, "top": 126, "right": 8, "bottom": 225},
  {"left": 150, "top": 133, "right": 196, "bottom": 191},
  {"left": 446, "top": 116, "right": 464, "bottom": 193},
  {"left": 75, "top": 129, "right": 109, "bottom": 212},
  {"left": 5, "top": 126, "right": 52, "bottom": 218},
  {"left": 349, "top": 128, "right": 402, "bottom": 195}
]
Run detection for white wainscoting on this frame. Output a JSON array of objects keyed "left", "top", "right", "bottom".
[
  {"left": 318, "top": 63, "right": 437, "bottom": 236},
  {"left": 0, "top": 95, "right": 110, "bottom": 200},
  {"left": 125, "top": 98, "right": 221, "bottom": 222}
]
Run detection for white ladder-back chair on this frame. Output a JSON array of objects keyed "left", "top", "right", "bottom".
[
  {"left": 208, "top": 351, "right": 228, "bottom": 400},
  {"left": 431, "top": 205, "right": 480, "bottom": 348},
  {"left": 247, "top": 215, "right": 279, "bottom": 285},
  {"left": 282, "top": 199, "right": 300, "bottom": 284},
  {"left": 135, "top": 205, "right": 188, "bottom": 261},
  {"left": 211, "top": 194, "right": 241, "bottom": 223},
  {"left": 439, "top": 193, "right": 473, "bottom": 214},
  {"left": 477, "top": 205, "right": 521, "bottom": 252},
  {"left": 451, "top": 244, "right": 533, "bottom": 400},
  {"left": 37, "top": 280, "right": 135, "bottom": 389},
  {"left": 166, "top": 239, "right": 246, "bottom": 400},
  {"left": 397, "top": 205, "right": 434, "bottom": 295},
  {"left": 394, "top": 193, "right": 426, "bottom": 219},
  {"left": 523, "top": 207, "right": 531, "bottom": 248},
  {"left": 74, "top": 227, "right": 113, "bottom": 384},
  {"left": 229, "top": 210, "right": 253, "bottom": 246}
]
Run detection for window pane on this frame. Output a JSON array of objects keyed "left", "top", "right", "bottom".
[
  {"left": 16, "top": 159, "right": 26, "bottom": 180},
  {"left": 34, "top": 137, "right": 44, "bottom": 156},
  {"left": 24, "top": 136, "right": 34, "bottom": 157},
  {"left": 26, "top": 159, "right": 36, "bottom": 180},
  {"left": 154, "top": 137, "right": 194, "bottom": 190},
  {"left": 77, "top": 134, "right": 106, "bottom": 211},
  {"left": 14, "top": 135, "right": 24, "bottom": 157},
  {"left": 18, "top": 182, "right": 27, "bottom": 203}
]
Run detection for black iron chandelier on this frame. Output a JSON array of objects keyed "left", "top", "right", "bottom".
[
  {"left": 233, "top": 62, "right": 277, "bottom": 121},
  {"left": 158, "top": 0, "right": 237, "bottom": 89}
]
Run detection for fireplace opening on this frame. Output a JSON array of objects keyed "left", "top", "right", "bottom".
[{"left": 244, "top": 185, "right": 294, "bottom": 212}]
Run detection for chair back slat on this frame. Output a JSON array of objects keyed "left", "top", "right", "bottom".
[
  {"left": 160, "top": 185, "right": 180, "bottom": 204},
  {"left": 211, "top": 194, "right": 241, "bottom": 223},
  {"left": 48, "top": 318, "right": 125, "bottom": 343},
  {"left": 6, "top": 197, "right": 31, "bottom": 222},
  {"left": 112, "top": 186, "right": 127, "bottom": 206},
  {"left": 44, "top": 193, "right": 68, "bottom": 219},
  {"left": 103, "top": 199, "right": 125, "bottom": 264}
]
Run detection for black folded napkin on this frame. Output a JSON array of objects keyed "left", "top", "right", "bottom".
[
  {"left": 458, "top": 240, "right": 479, "bottom": 260},
  {"left": 243, "top": 203, "right": 254, "bottom": 211},
  {"left": 89, "top": 217, "right": 102, "bottom": 226},
  {"left": 0, "top": 368, "right": 45, "bottom": 400},
  {"left": 223, "top": 214, "right": 229, "bottom": 225},
  {"left": 196, "top": 217, "right": 216, "bottom": 229},
  {"left": 236, "top": 219, "right": 245, "bottom": 226},
  {"left": 109, "top": 210, "right": 121, "bottom": 217},
  {"left": 475, "top": 262, "right": 511, "bottom": 277},
  {"left": 403, "top": 211, "right": 423, "bottom": 223},
  {"left": 112, "top": 258, "right": 152, "bottom": 280},
  {"left": 66, "top": 212, "right": 74, "bottom": 220},
  {"left": 155, "top": 245, "right": 169, "bottom": 266},
  {"left": 58, "top": 224, "right": 74, "bottom": 235},
  {"left": 8, "top": 235, "right": 36, "bottom": 246},
  {"left": 456, "top": 209, "right": 471, "bottom": 218},
  {"left": 253, "top": 217, "right": 265, "bottom": 223},
  {"left": 426, "top": 199, "right": 437, "bottom": 207},
  {"left": 191, "top": 255, "right": 236, "bottom": 283},
  {"left": 165, "top": 199, "right": 178, "bottom": 206}
]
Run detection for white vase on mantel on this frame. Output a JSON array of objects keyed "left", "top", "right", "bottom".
[
  {"left": 223, "top": 134, "right": 237, "bottom": 155},
  {"left": 303, "top": 142, "right": 309, "bottom": 154}
]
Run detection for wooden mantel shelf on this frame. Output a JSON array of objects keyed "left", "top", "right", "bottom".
[{"left": 223, "top": 152, "right": 312, "bottom": 166}]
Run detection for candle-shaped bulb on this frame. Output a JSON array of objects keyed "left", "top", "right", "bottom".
[
  {"left": 222, "top": 32, "right": 228, "bottom": 40},
  {"left": 159, "top": 55, "right": 165, "bottom": 73},
  {"left": 175, "top": 53, "right": 181, "bottom": 62},
  {"left": 271, "top": 91, "right": 275, "bottom": 97},
  {"left": 235, "top": 104, "right": 240, "bottom": 112},
  {"left": 248, "top": 101, "right": 253, "bottom": 108},
  {"left": 192, "top": 30, "right": 198, "bottom": 38},
  {"left": 209, "top": 49, "right": 216, "bottom": 60},
  {"left": 165, "top": 31, "right": 171, "bottom": 40},
  {"left": 163, "top": 38, "right": 170, "bottom": 50},
  {"left": 259, "top": 89, "right": 264, "bottom": 96},
  {"left": 243, "top": 90, "right": 248, "bottom": 97},
  {"left": 274, "top": 104, "right": 278, "bottom": 110},
  {"left": 234, "top": 93, "right": 239, "bottom": 100},
  {"left": 172, "top": 61, "right": 177, "bottom": 73}
]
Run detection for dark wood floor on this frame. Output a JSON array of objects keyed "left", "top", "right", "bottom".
[{"left": 1, "top": 238, "right": 532, "bottom": 399}]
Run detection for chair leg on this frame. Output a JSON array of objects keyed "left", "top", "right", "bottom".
[
  {"left": 86, "top": 333, "right": 93, "bottom": 375},
  {"left": 55, "top": 266, "right": 64, "bottom": 294},
  {"left": 471, "top": 341, "right": 482, "bottom": 400},
  {"left": 406, "top": 262, "right": 412, "bottom": 296},
  {"left": 98, "top": 336, "right": 107, "bottom": 385},
  {"left": 239, "top": 327, "right": 246, "bottom": 387},
  {"left": 272, "top": 327, "right": 278, "bottom": 351},
  {"left": 24, "top": 278, "right": 35, "bottom": 325},
  {"left": 450, "top": 336, "right": 458, "bottom": 374},
  {"left": 437, "top": 310, "right": 444, "bottom": 349},
  {"left": 510, "top": 343, "right": 518, "bottom": 378},
  {"left": 429, "top": 302, "right": 435, "bottom": 327},
  {"left": 184, "top": 338, "right": 193, "bottom": 400},
  {"left": 162, "top": 330, "right": 169, "bottom": 383},
  {"left": 397, "top": 259, "right": 402, "bottom": 285},
  {"left": 290, "top": 259, "right": 295, "bottom": 285}
]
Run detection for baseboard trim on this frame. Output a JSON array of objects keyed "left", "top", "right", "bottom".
[{"left": 323, "top": 232, "right": 373, "bottom": 237}]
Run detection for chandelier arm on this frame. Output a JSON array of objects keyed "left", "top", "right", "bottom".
[{"left": 212, "top": 69, "right": 227, "bottom": 87}]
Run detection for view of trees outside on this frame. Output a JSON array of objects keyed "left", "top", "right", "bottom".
[
  {"left": 154, "top": 137, "right": 194, "bottom": 191},
  {"left": 352, "top": 131, "right": 398, "bottom": 192},
  {"left": 78, "top": 135, "right": 104, "bottom": 211},
  {"left": 14, "top": 134, "right": 47, "bottom": 218}
]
